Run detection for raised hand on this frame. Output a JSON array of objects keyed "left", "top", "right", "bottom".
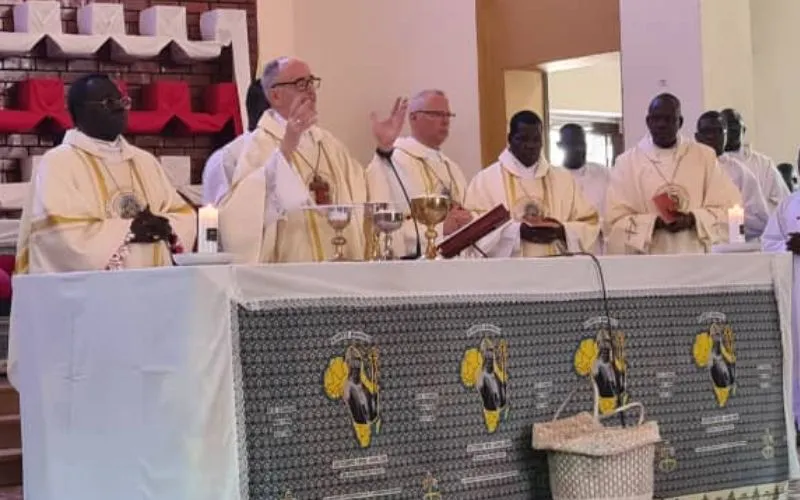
[
  {"left": 371, "top": 97, "right": 408, "bottom": 151},
  {"left": 280, "top": 95, "right": 318, "bottom": 158}
]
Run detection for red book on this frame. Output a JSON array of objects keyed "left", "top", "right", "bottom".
[
  {"left": 438, "top": 204, "right": 511, "bottom": 259},
  {"left": 652, "top": 192, "right": 678, "bottom": 223}
]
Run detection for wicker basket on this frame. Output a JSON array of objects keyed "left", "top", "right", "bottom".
[{"left": 532, "top": 389, "right": 660, "bottom": 500}]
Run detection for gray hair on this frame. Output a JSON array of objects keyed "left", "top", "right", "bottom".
[
  {"left": 261, "top": 56, "right": 290, "bottom": 96},
  {"left": 409, "top": 89, "right": 447, "bottom": 113}
]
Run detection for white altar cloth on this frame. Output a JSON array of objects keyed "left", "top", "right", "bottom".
[{"left": 7, "top": 255, "right": 799, "bottom": 500}]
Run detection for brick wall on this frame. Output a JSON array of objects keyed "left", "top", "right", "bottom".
[{"left": 0, "top": 0, "right": 258, "bottom": 185}]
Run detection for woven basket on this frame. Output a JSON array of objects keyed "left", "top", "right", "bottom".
[{"left": 532, "top": 388, "right": 660, "bottom": 500}]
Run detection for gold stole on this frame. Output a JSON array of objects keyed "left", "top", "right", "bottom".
[
  {"left": 501, "top": 167, "right": 557, "bottom": 256},
  {"left": 263, "top": 131, "right": 350, "bottom": 262},
  {"left": 396, "top": 148, "right": 460, "bottom": 201}
]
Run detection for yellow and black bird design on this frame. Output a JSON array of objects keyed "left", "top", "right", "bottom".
[
  {"left": 461, "top": 337, "right": 509, "bottom": 433},
  {"left": 574, "top": 329, "right": 628, "bottom": 415},
  {"left": 323, "top": 345, "right": 381, "bottom": 448},
  {"left": 693, "top": 322, "right": 736, "bottom": 407}
]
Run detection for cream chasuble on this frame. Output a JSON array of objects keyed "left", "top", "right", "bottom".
[
  {"left": 366, "top": 136, "right": 470, "bottom": 256},
  {"left": 605, "top": 136, "right": 741, "bottom": 255},
  {"left": 463, "top": 149, "right": 600, "bottom": 258},
  {"left": 219, "top": 110, "right": 370, "bottom": 263},
  {"left": 16, "top": 129, "right": 196, "bottom": 274}
]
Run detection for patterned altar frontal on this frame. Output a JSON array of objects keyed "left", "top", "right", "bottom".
[{"left": 233, "top": 288, "right": 789, "bottom": 500}]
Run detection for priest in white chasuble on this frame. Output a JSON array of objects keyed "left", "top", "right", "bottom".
[
  {"left": 605, "top": 94, "right": 741, "bottom": 255},
  {"left": 15, "top": 74, "right": 196, "bottom": 274},
  {"left": 219, "top": 56, "right": 407, "bottom": 263},
  {"left": 721, "top": 108, "right": 789, "bottom": 213},
  {"left": 366, "top": 89, "right": 473, "bottom": 258},
  {"left": 694, "top": 111, "right": 769, "bottom": 241},
  {"left": 464, "top": 111, "right": 600, "bottom": 258}
]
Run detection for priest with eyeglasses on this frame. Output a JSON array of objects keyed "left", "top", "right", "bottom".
[
  {"left": 15, "top": 73, "right": 196, "bottom": 273},
  {"left": 219, "top": 56, "right": 407, "bottom": 263}
]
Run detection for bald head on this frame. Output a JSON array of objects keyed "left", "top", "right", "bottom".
[
  {"left": 720, "top": 108, "right": 744, "bottom": 152},
  {"left": 409, "top": 89, "right": 452, "bottom": 149},
  {"left": 695, "top": 110, "right": 726, "bottom": 156},
  {"left": 646, "top": 93, "right": 683, "bottom": 149},
  {"left": 261, "top": 56, "right": 318, "bottom": 118}
]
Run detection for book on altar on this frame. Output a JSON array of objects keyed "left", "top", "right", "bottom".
[
  {"left": 652, "top": 192, "right": 678, "bottom": 223},
  {"left": 438, "top": 204, "right": 511, "bottom": 259}
]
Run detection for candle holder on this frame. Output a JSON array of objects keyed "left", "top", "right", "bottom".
[
  {"left": 410, "top": 195, "right": 452, "bottom": 260},
  {"left": 373, "top": 210, "right": 404, "bottom": 260},
  {"left": 325, "top": 205, "right": 353, "bottom": 261}
]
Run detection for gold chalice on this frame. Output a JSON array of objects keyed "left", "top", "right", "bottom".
[
  {"left": 373, "top": 210, "right": 404, "bottom": 260},
  {"left": 325, "top": 205, "right": 353, "bottom": 261},
  {"left": 363, "top": 202, "right": 392, "bottom": 261},
  {"left": 410, "top": 195, "right": 452, "bottom": 260}
]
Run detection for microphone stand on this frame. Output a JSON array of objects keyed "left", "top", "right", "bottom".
[{"left": 380, "top": 152, "right": 422, "bottom": 260}]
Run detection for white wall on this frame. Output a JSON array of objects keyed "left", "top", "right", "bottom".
[
  {"left": 548, "top": 58, "right": 622, "bottom": 116},
  {"left": 700, "top": 0, "right": 755, "bottom": 136},
  {"left": 256, "top": 0, "right": 483, "bottom": 179},
  {"left": 619, "top": 0, "right": 705, "bottom": 147},
  {"left": 750, "top": 0, "right": 797, "bottom": 163}
]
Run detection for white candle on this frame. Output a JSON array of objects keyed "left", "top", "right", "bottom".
[
  {"left": 198, "top": 204, "right": 219, "bottom": 253},
  {"left": 727, "top": 204, "right": 745, "bottom": 244}
]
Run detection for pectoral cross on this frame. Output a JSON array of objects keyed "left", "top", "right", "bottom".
[{"left": 309, "top": 175, "right": 331, "bottom": 205}]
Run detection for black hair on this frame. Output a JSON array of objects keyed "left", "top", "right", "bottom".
[
  {"left": 508, "top": 110, "right": 542, "bottom": 137},
  {"left": 68, "top": 73, "right": 113, "bottom": 122},
  {"left": 246, "top": 78, "right": 269, "bottom": 131}
]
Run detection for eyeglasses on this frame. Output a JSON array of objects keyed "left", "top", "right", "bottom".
[
  {"left": 85, "top": 96, "right": 132, "bottom": 111},
  {"left": 413, "top": 110, "right": 456, "bottom": 119},
  {"left": 271, "top": 76, "right": 322, "bottom": 92}
]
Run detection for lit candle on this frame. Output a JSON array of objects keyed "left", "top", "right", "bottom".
[
  {"left": 198, "top": 204, "right": 219, "bottom": 253},
  {"left": 727, "top": 204, "right": 745, "bottom": 244}
]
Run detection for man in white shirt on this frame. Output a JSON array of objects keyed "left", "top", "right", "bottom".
[
  {"left": 202, "top": 79, "right": 268, "bottom": 205},
  {"left": 694, "top": 111, "right": 769, "bottom": 241},
  {"left": 721, "top": 108, "right": 789, "bottom": 212},
  {"left": 557, "top": 123, "right": 610, "bottom": 218},
  {"left": 366, "top": 89, "right": 473, "bottom": 257}
]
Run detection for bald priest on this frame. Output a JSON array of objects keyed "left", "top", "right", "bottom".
[{"left": 219, "top": 56, "right": 408, "bottom": 263}]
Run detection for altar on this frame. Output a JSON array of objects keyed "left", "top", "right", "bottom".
[{"left": 7, "top": 254, "right": 800, "bottom": 500}]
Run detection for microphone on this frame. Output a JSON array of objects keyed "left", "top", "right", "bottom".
[{"left": 378, "top": 149, "right": 422, "bottom": 259}]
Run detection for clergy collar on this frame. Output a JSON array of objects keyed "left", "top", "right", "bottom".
[
  {"left": 258, "top": 109, "right": 321, "bottom": 144},
  {"left": 498, "top": 148, "right": 549, "bottom": 179},
  {"left": 63, "top": 129, "right": 135, "bottom": 162},
  {"left": 394, "top": 136, "right": 446, "bottom": 162},
  {"left": 638, "top": 134, "right": 689, "bottom": 161}
]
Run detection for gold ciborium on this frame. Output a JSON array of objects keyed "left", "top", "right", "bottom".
[
  {"left": 325, "top": 205, "right": 353, "bottom": 261},
  {"left": 363, "top": 202, "right": 392, "bottom": 261},
  {"left": 410, "top": 195, "right": 452, "bottom": 260},
  {"left": 373, "top": 209, "right": 404, "bottom": 260}
]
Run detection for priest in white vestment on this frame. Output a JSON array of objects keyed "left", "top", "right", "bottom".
[
  {"left": 464, "top": 111, "right": 600, "bottom": 257},
  {"left": 16, "top": 74, "right": 196, "bottom": 274},
  {"left": 202, "top": 79, "right": 269, "bottom": 205},
  {"left": 557, "top": 123, "right": 610, "bottom": 253},
  {"left": 605, "top": 94, "right": 741, "bottom": 255},
  {"left": 694, "top": 111, "right": 768, "bottom": 241},
  {"left": 366, "top": 89, "right": 473, "bottom": 258},
  {"left": 722, "top": 108, "right": 789, "bottom": 212},
  {"left": 761, "top": 192, "right": 800, "bottom": 426},
  {"left": 218, "top": 57, "right": 407, "bottom": 263}
]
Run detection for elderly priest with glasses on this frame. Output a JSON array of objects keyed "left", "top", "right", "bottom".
[
  {"left": 219, "top": 56, "right": 407, "bottom": 263},
  {"left": 15, "top": 73, "right": 196, "bottom": 274}
]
